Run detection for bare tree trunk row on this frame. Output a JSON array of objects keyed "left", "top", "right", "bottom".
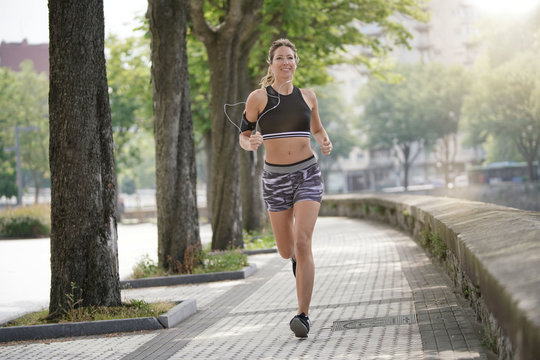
[
  {"left": 48, "top": 0, "right": 121, "bottom": 317},
  {"left": 190, "top": 0, "right": 264, "bottom": 249},
  {"left": 148, "top": 0, "right": 201, "bottom": 271}
]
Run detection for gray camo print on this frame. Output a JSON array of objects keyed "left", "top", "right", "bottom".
[{"left": 262, "top": 163, "right": 323, "bottom": 212}]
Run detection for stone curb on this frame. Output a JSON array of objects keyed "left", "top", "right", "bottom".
[
  {"left": 157, "top": 299, "right": 197, "bottom": 328},
  {"left": 242, "top": 248, "right": 277, "bottom": 255},
  {"left": 0, "top": 300, "right": 197, "bottom": 343},
  {"left": 120, "top": 264, "right": 257, "bottom": 289},
  {"left": 0, "top": 317, "right": 162, "bottom": 343}
]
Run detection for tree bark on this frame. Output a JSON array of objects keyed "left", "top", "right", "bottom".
[
  {"left": 190, "top": 0, "right": 264, "bottom": 250},
  {"left": 203, "top": 130, "right": 212, "bottom": 223},
  {"left": 238, "top": 50, "right": 264, "bottom": 232},
  {"left": 48, "top": 0, "right": 121, "bottom": 317},
  {"left": 148, "top": 0, "right": 201, "bottom": 272}
]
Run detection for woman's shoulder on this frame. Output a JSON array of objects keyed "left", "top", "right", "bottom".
[
  {"left": 299, "top": 87, "right": 316, "bottom": 99},
  {"left": 299, "top": 87, "right": 317, "bottom": 108},
  {"left": 246, "top": 88, "right": 269, "bottom": 111},
  {"left": 247, "top": 88, "right": 268, "bottom": 104}
]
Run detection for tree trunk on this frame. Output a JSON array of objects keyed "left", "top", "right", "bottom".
[
  {"left": 203, "top": 130, "right": 212, "bottom": 223},
  {"left": 148, "top": 0, "right": 201, "bottom": 272},
  {"left": 190, "top": 0, "right": 264, "bottom": 250},
  {"left": 48, "top": 0, "right": 121, "bottom": 317},
  {"left": 207, "top": 41, "right": 243, "bottom": 249},
  {"left": 238, "top": 53, "right": 264, "bottom": 232},
  {"left": 31, "top": 170, "right": 43, "bottom": 204},
  {"left": 401, "top": 144, "right": 411, "bottom": 191},
  {"left": 240, "top": 148, "right": 264, "bottom": 232}
]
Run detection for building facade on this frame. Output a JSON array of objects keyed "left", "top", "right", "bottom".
[
  {"left": 326, "top": 0, "right": 485, "bottom": 193},
  {"left": 0, "top": 39, "right": 49, "bottom": 75}
]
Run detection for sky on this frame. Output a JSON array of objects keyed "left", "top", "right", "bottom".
[
  {"left": 0, "top": 0, "right": 148, "bottom": 44},
  {"left": 0, "top": 0, "right": 539, "bottom": 44}
]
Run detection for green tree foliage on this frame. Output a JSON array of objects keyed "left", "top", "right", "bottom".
[
  {"left": 463, "top": 53, "right": 540, "bottom": 181},
  {"left": 250, "top": 0, "right": 427, "bottom": 88},
  {"left": 106, "top": 33, "right": 153, "bottom": 189},
  {"left": 0, "top": 68, "right": 17, "bottom": 198},
  {"left": 187, "top": 35, "right": 211, "bottom": 146},
  {"left": 423, "top": 64, "right": 469, "bottom": 185},
  {"left": 360, "top": 63, "right": 468, "bottom": 189},
  {"left": 311, "top": 83, "right": 357, "bottom": 185},
  {"left": 0, "top": 61, "right": 49, "bottom": 203},
  {"left": 0, "top": 147, "right": 17, "bottom": 199},
  {"left": 190, "top": 0, "right": 427, "bottom": 243}
]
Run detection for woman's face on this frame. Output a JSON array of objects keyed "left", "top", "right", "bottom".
[{"left": 270, "top": 46, "right": 297, "bottom": 81}]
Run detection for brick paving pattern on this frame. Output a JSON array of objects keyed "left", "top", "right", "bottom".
[{"left": 0, "top": 217, "right": 491, "bottom": 359}]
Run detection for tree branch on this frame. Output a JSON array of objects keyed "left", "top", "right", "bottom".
[
  {"left": 219, "top": 0, "right": 245, "bottom": 37},
  {"left": 189, "top": 1, "right": 216, "bottom": 44},
  {"left": 238, "top": 0, "right": 263, "bottom": 50}
]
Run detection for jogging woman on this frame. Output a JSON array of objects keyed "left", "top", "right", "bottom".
[{"left": 238, "top": 38, "right": 332, "bottom": 338}]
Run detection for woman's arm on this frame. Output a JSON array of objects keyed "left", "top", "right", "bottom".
[
  {"left": 304, "top": 89, "right": 332, "bottom": 155},
  {"left": 239, "top": 89, "right": 266, "bottom": 151}
]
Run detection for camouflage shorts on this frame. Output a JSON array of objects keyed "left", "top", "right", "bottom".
[{"left": 262, "top": 156, "right": 323, "bottom": 212}]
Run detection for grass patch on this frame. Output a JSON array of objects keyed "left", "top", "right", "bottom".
[
  {"left": 431, "top": 233, "right": 447, "bottom": 260},
  {"left": 0, "top": 205, "right": 51, "bottom": 238},
  {"left": 194, "top": 250, "right": 248, "bottom": 274},
  {"left": 419, "top": 227, "right": 447, "bottom": 261},
  {"left": 132, "top": 255, "right": 168, "bottom": 278},
  {"left": 244, "top": 231, "right": 276, "bottom": 251},
  {"left": 374, "top": 205, "right": 385, "bottom": 215},
  {"left": 131, "top": 249, "right": 248, "bottom": 279},
  {"left": 2, "top": 299, "right": 175, "bottom": 327},
  {"left": 419, "top": 227, "right": 432, "bottom": 248},
  {"left": 130, "top": 229, "right": 274, "bottom": 280}
]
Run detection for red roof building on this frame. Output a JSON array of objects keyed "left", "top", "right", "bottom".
[{"left": 0, "top": 39, "right": 49, "bottom": 75}]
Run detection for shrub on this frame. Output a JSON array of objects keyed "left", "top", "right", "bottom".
[
  {"left": 131, "top": 255, "right": 167, "bottom": 279},
  {"left": 0, "top": 205, "right": 51, "bottom": 238}
]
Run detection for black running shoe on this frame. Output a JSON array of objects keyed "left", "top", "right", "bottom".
[
  {"left": 290, "top": 312, "right": 311, "bottom": 338},
  {"left": 291, "top": 258, "right": 297, "bottom": 278}
]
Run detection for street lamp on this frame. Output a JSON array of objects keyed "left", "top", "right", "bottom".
[{"left": 4, "top": 125, "right": 39, "bottom": 206}]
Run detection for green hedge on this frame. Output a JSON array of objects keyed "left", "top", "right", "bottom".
[{"left": 0, "top": 205, "right": 51, "bottom": 238}]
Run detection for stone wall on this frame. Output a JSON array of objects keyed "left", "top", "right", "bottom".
[
  {"left": 412, "top": 182, "right": 540, "bottom": 212},
  {"left": 320, "top": 194, "right": 540, "bottom": 360}
]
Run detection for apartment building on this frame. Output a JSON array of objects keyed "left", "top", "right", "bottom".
[{"left": 326, "top": 0, "right": 485, "bottom": 193}]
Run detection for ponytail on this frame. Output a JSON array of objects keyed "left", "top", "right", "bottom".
[{"left": 259, "top": 66, "right": 274, "bottom": 88}]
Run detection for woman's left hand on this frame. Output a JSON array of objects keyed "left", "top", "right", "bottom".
[{"left": 321, "top": 136, "right": 332, "bottom": 155}]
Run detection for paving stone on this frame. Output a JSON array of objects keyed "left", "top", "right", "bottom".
[{"left": 0, "top": 217, "right": 492, "bottom": 359}]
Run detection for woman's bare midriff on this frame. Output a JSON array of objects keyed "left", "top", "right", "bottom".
[{"left": 263, "top": 137, "right": 314, "bottom": 165}]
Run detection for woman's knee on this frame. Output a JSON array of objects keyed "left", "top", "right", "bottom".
[
  {"left": 275, "top": 235, "right": 294, "bottom": 259},
  {"left": 277, "top": 247, "right": 294, "bottom": 259},
  {"left": 294, "top": 231, "right": 312, "bottom": 257}
]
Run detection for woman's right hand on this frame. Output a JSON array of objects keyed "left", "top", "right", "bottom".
[{"left": 249, "top": 131, "right": 263, "bottom": 151}]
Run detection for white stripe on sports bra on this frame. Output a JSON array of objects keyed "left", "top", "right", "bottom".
[{"left": 262, "top": 131, "right": 310, "bottom": 140}]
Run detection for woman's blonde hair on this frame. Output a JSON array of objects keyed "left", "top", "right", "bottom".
[{"left": 259, "top": 38, "right": 299, "bottom": 88}]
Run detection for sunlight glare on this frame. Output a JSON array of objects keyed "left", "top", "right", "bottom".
[{"left": 472, "top": 0, "right": 540, "bottom": 15}]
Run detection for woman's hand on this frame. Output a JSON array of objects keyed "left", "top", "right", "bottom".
[
  {"left": 249, "top": 131, "right": 263, "bottom": 151},
  {"left": 321, "top": 136, "right": 332, "bottom": 155}
]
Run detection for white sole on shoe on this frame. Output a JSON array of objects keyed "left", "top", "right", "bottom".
[{"left": 290, "top": 317, "right": 309, "bottom": 338}]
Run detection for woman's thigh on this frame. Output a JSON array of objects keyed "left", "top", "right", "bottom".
[
  {"left": 268, "top": 208, "right": 295, "bottom": 259},
  {"left": 292, "top": 200, "right": 320, "bottom": 250}
]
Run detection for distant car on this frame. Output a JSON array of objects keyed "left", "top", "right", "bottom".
[
  {"left": 453, "top": 175, "right": 469, "bottom": 187},
  {"left": 430, "top": 178, "right": 445, "bottom": 188}
]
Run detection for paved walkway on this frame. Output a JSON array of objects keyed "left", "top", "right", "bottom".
[{"left": 0, "top": 217, "right": 491, "bottom": 359}]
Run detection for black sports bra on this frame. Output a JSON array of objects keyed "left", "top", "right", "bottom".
[{"left": 258, "top": 86, "right": 311, "bottom": 140}]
